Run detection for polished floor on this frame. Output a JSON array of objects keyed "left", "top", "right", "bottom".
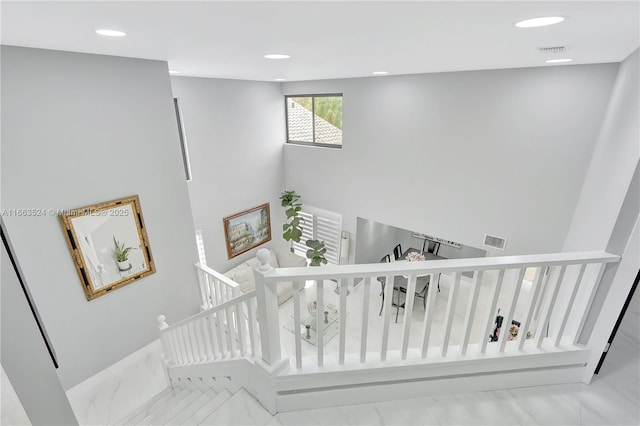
[{"left": 57, "top": 275, "right": 640, "bottom": 426}]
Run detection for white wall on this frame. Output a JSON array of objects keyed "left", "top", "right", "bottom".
[
  {"left": 170, "top": 76, "right": 287, "bottom": 271},
  {"left": 564, "top": 49, "right": 640, "bottom": 252},
  {"left": 557, "top": 50, "right": 639, "bottom": 375},
  {"left": 1, "top": 46, "right": 201, "bottom": 389},
  {"left": 283, "top": 64, "right": 619, "bottom": 256},
  {"left": 1, "top": 238, "right": 78, "bottom": 424}
]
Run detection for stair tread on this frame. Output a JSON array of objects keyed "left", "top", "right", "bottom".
[
  {"left": 136, "top": 388, "right": 192, "bottom": 425},
  {"left": 153, "top": 389, "right": 203, "bottom": 424},
  {"left": 117, "top": 388, "right": 175, "bottom": 425},
  {"left": 181, "top": 390, "right": 232, "bottom": 425},
  {"left": 164, "top": 391, "right": 216, "bottom": 425},
  {"left": 199, "top": 389, "right": 272, "bottom": 425}
]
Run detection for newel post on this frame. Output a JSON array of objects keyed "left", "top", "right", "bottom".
[
  {"left": 253, "top": 249, "right": 286, "bottom": 372},
  {"left": 156, "top": 315, "right": 173, "bottom": 387}
]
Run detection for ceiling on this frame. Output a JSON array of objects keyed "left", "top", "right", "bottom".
[{"left": 2, "top": 1, "right": 638, "bottom": 82}]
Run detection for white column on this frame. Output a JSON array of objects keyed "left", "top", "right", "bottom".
[{"left": 253, "top": 248, "right": 285, "bottom": 370}]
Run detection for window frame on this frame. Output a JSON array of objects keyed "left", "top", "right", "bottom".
[{"left": 285, "top": 93, "right": 343, "bottom": 149}]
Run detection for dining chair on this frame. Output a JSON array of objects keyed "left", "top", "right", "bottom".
[
  {"left": 391, "top": 275, "right": 430, "bottom": 322},
  {"left": 393, "top": 244, "right": 403, "bottom": 261},
  {"left": 377, "top": 254, "right": 391, "bottom": 316}
]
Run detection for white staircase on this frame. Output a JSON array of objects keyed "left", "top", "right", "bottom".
[{"left": 115, "top": 387, "right": 235, "bottom": 425}]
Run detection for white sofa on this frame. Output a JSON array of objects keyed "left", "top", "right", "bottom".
[{"left": 223, "top": 248, "right": 307, "bottom": 305}]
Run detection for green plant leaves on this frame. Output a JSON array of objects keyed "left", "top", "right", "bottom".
[{"left": 305, "top": 239, "right": 328, "bottom": 266}]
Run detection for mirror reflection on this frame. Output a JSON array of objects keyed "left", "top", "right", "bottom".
[{"left": 59, "top": 195, "right": 155, "bottom": 300}]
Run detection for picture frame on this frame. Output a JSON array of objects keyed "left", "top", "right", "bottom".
[
  {"left": 223, "top": 203, "right": 271, "bottom": 259},
  {"left": 58, "top": 195, "right": 155, "bottom": 300}
]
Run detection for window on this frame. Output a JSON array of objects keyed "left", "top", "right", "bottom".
[
  {"left": 292, "top": 206, "right": 342, "bottom": 265},
  {"left": 286, "top": 94, "right": 343, "bottom": 148}
]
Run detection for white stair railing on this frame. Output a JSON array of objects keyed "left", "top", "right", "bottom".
[
  {"left": 157, "top": 290, "right": 258, "bottom": 366},
  {"left": 253, "top": 249, "right": 619, "bottom": 371},
  {"left": 195, "top": 262, "right": 241, "bottom": 310}
]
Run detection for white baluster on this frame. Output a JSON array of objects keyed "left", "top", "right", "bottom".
[
  {"left": 360, "top": 277, "right": 372, "bottom": 363},
  {"left": 421, "top": 273, "right": 439, "bottom": 358},
  {"left": 401, "top": 274, "right": 417, "bottom": 360},
  {"left": 573, "top": 263, "right": 607, "bottom": 344},
  {"left": 235, "top": 300, "right": 246, "bottom": 356},
  {"left": 225, "top": 306, "right": 235, "bottom": 357},
  {"left": 498, "top": 269, "right": 526, "bottom": 352},
  {"left": 380, "top": 273, "right": 394, "bottom": 361},
  {"left": 246, "top": 297, "right": 257, "bottom": 357},
  {"left": 480, "top": 269, "right": 506, "bottom": 354},
  {"left": 339, "top": 278, "right": 348, "bottom": 365},
  {"left": 518, "top": 267, "right": 545, "bottom": 350},
  {"left": 555, "top": 264, "right": 587, "bottom": 347},
  {"left": 441, "top": 272, "right": 461, "bottom": 357},
  {"left": 533, "top": 267, "right": 551, "bottom": 323},
  {"left": 536, "top": 266, "right": 567, "bottom": 348},
  {"left": 215, "top": 310, "right": 226, "bottom": 357},
  {"left": 207, "top": 314, "right": 219, "bottom": 359},
  {"left": 187, "top": 322, "right": 201, "bottom": 362},
  {"left": 170, "top": 330, "right": 182, "bottom": 365},
  {"left": 178, "top": 326, "right": 192, "bottom": 364},
  {"left": 293, "top": 280, "right": 303, "bottom": 369},
  {"left": 461, "top": 271, "right": 484, "bottom": 355}
]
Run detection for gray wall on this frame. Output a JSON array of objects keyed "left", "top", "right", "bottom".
[
  {"left": 1, "top": 46, "right": 201, "bottom": 389},
  {"left": 170, "top": 76, "right": 287, "bottom": 271},
  {"left": 283, "top": 64, "right": 619, "bottom": 256},
  {"left": 2, "top": 236, "right": 78, "bottom": 425},
  {"left": 355, "top": 217, "right": 486, "bottom": 265},
  {"left": 562, "top": 49, "right": 640, "bottom": 342}
]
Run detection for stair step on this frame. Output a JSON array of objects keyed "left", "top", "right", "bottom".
[
  {"left": 117, "top": 388, "right": 175, "bottom": 425},
  {"left": 199, "top": 389, "right": 272, "bottom": 425},
  {"left": 165, "top": 390, "right": 217, "bottom": 425},
  {"left": 181, "top": 390, "right": 231, "bottom": 425},
  {"left": 136, "top": 388, "right": 192, "bottom": 425},
  {"left": 153, "top": 389, "right": 203, "bottom": 424}
]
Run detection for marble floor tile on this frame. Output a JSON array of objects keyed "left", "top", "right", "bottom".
[
  {"left": 276, "top": 402, "right": 384, "bottom": 426},
  {"left": 200, "top": 389, "right": 272, "bottom": 425}
]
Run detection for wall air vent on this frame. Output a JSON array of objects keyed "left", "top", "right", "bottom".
[
  {"left": 538, "top": 46, "right": 567, "bottom": 54},
  {"left": 484, "top": 234, "right": 507, "bottom": 251}
]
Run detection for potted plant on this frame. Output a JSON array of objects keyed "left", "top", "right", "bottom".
[
  {"left": 279, "top": 190, "right": 303, "bottom": 252},
  {"left": 279, "top": 190, "right": 329, "bottom": 266},
  {"left": 306, "top": 239, "right": 328, "bottom": 266},
  {"left": 113, "top": 237, "right": 133, "bottom": 271}
]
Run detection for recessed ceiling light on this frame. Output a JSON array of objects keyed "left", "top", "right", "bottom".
[
  {"left": 264, "top": 54, "right": 290, "bottom": 59},
  {"left": 95, "top": 29, "right": 127, "bottom": 37},
  {"left": 372, "top": 71, "right": 389, "bottom": 75},
  {"left": 545, "top": 58, "right": 573, "bottom": 63},
  {"left": 169, "top": 70, "right": 181, "bottom": 75},
  {"left": 274, "top": 78, "right": 287, "bottom": 82},
  {"left": 515, "top": 16, "right": 565, "bottom": 28}
]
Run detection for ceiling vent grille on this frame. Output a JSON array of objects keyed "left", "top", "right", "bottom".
[
  {"left": 484, "top": 234, "right": 507, "bottom": 251},
  {"left": 538, "top": 46, "right": 567, "bottom": 54}
]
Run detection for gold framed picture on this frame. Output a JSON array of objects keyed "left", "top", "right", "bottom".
[
  {"left": 59, "top": 195, "right": 155, "bottom": 300},
  {"left": 223, "top": 203, "right": 271, "bottom": 259}
]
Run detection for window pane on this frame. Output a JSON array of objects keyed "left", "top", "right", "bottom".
[
  {"left": 314, "top": 96, "right": 342, "bottom": 145},
  {"left": 287, "top": 97, "right": 313, "bottom": 143}
]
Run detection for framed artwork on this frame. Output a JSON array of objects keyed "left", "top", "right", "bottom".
[
  {"left": 223, "top": 203, "right": 271, "bottom": 259},
  {"left": 58, "top": 195, "right": 155, "bottom": 300}
]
